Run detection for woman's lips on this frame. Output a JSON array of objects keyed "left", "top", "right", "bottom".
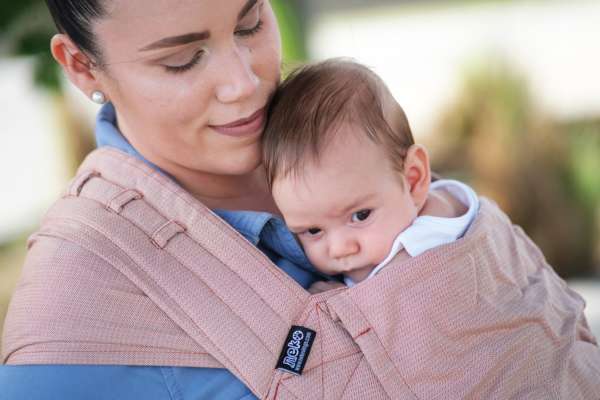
[{"left": 209, "top": 108, "right": 266, "bottom": 137}]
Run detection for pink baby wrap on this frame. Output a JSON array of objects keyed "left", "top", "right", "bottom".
[{"left": 2, "top": 148, "right": 600, "bottom": 399}]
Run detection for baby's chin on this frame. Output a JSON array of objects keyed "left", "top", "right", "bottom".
[
  {"left": 311, "top": 258, "right": 382, "bottom": 283},
  {"left": 344, "top": 265, "right": 376, "bottom": 283},
  {"left": 314, "top": 262, "right": 376, "bottom": 284}
]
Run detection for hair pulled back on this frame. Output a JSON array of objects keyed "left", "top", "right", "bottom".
[{"left": 45, "top": 0, "right": 108, "bottom": 63}]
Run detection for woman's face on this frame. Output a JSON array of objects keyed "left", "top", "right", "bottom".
[{"left": 93, "top": 0, "right": 281, "bottom": 179}]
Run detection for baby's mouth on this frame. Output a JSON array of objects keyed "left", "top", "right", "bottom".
[{"left": 336, "top": 262, "right": 374, "bottom": 274}]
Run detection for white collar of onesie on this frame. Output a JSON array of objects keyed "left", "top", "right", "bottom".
[{"left": 344, "top": 179, "right": 480, "bottom": 287}]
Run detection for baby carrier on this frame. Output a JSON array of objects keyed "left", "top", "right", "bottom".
[{"left": 3, "top": 148, "right": 600, "bottom": 399}]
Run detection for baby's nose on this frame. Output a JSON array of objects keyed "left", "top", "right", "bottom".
[{"left": 328, "top": 236, "right": 360, "bottom": 260}]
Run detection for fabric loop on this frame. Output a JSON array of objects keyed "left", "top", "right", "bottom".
[
  {"left": 66, "top": 170, "right": 101, "bottom": 197},
  {"left": 107, "top": 189, "right": 143, "bottom": 214},
  {"left": 151, "top": 220, "right": 187, "bottom": 249}
]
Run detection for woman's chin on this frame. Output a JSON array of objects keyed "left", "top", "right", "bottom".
[{"left": 219, "top": 150, "right": 263, "bottom": 176}]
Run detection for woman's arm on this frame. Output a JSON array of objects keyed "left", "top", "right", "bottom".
[
  {"left": 0, "top": 365, "right": 174, "bottom": 400},
  {"left": 1, "top": 233, "right": 258, "bottom": 399},
  {"left": 0, "top": 365, "right": 257, "bottom": 400}
]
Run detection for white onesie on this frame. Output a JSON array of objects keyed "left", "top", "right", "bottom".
[{"left": 345, "top": 179, "right": 480, "bottom": 287}]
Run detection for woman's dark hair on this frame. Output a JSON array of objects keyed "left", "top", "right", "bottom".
[{"left": 45, "top": 0, "right": 108, "bottom": 63}]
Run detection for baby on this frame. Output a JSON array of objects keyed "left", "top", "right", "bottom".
[
  {"left": 262, "top": 59, "right": 479, "bottom": 287},
  {"left": 260, "top": 60, "right": 600, "bottom": 393}
]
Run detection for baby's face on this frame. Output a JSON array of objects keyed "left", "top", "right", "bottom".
[{"left": 272, "top": 129, "right": 419, "bottom": 281}]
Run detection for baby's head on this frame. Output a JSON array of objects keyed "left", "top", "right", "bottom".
[{"left": 263, "top": 59, "right": 432, "bottom": 282}]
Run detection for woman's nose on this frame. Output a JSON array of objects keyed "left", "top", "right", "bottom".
[
  {"left": 328, "top": 234, "right": 360, "bottom": 260},
  {"left": 215, "top": 46, "right": 259, "bottom": 104}
]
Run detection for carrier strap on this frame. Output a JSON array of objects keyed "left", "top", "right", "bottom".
[
  {"left": 34, "top": 148, "right": 397, "bottom": 399},
  {"left": 46, "top": 148, "right": 314, "bottom": 397}
]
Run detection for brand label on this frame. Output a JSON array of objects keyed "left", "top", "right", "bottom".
[{"left": 275, "top": 325, "right": 316, "bottom": 375}]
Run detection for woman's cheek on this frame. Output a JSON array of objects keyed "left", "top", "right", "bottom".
[{"left": 254, "top": 21, "right": 282, "bottom": 83}]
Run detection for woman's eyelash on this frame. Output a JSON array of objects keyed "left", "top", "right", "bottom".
[
  {"left": 164, "top": 50, "right": 204, "bottom": 74},
  {"left": 164, "top": 19, "right": 263, "bottom": 74},
  {"left": 236, "top": 19, "right": 264, "bottom": 37}
]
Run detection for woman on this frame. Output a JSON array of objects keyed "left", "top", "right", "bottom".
[
  {"left": 1, "top": 0, "right": 320, "bottom": 398},
  {"left": 1, "top": 0, "right": 599, "bottom": 399}
]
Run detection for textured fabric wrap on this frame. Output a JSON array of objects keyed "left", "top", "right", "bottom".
[{"left": 3, "top": 148, "right": 600, "bottom": 399}]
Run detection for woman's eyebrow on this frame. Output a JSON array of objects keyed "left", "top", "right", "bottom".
[
  {"left": 139, "top": 31, "right": 210, "bottom": 52},
  {"left": 238, "top": 0, "right": 259, "bottom": 20},
  {"left": 138, "top": 0, "right": 257, "bottom": 52}
]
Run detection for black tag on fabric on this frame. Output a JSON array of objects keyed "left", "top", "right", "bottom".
[{"left": 275, "top": 326, "right": 316, "bottom": 375}]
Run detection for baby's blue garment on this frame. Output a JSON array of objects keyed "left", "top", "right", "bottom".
[{"left": 0, "top": 103, "right": 322, "bottom": 400}]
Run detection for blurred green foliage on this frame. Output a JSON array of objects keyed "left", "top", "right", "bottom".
[
  {"left": 567, "top": 121, "right": 600, "bottom": 210},
  {"left": 430, "top": 59, "right": 600, "bottom": 277},
  {"left": 272, "top": 0, "right": 307, "bottom": 63},
  {"left": 1, "top": 1, "right": 60, "bottom": 91},
  {"left": 0, "top": 0, "right": 39, "bottom": 31}
]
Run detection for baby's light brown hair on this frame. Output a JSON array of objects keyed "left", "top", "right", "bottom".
[{"left": 263, "top": 58, "right": 415, "bottom": 188}]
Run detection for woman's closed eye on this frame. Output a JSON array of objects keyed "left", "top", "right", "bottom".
[
  {"left": 351, "top": 209, "right": 372, "bottom": 223},
  {"left": 235, "top": 1, "right": 264, "bottom": 37},
  {"left": 163, "top": 2, "right": 264, "bottom": 74},
  {"left": 235, "top": 19, "right": 263, "bottom": 37},
  {"left": 164, "top": 49, "right": 205, "bottom": 74}
]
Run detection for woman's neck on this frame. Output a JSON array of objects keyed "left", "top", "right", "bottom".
[
  {"left": 171, "top": 163, "right": 280, "bottom": 214},
  {"left": 111, "top": 109, "right": 278, "bottom": 214}
]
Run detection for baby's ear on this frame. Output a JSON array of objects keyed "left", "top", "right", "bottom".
[{"left": 402, "top": 144, "right": 431, "bottom": 209}]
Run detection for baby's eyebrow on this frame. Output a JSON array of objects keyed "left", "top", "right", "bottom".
[{"left": 331, "top": 193, "right": 376, "bottom": 218}]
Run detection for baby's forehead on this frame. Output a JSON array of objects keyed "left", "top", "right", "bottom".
[
  {"left": 291, "top": 132, "right": 397, "bottom": 181},
  {"left": 275, "top": 173, "right": 380, "bottom": 219}
]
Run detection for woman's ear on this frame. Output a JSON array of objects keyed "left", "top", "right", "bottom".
[
  {"left": 402, "top": 144, "right": 431, "bottom": 209},
  {"left": 50, "top": 34, "right": 101, "bottom": 100}
]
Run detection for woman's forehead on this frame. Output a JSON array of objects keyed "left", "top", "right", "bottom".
[
  {"left": 105, "top": 0, "right": 248, "bottom": 19},
  {"left": 95, "top": 0, "right": 256, "bottom": 59},
  {"left": 100, "top": 0, "right": 259, "bottom": 39}
]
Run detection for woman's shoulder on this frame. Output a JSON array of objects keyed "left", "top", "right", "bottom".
[{"left": 1, "top": 234, "right": 147, "bottom": 364}]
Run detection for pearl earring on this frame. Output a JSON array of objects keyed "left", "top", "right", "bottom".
[{"left": 91, "top": 91, "right": 107, "bottom": 104}]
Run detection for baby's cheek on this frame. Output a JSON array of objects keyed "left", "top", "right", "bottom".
[
  {"left": 302, "top": 243, "right": 324, "bottom": 269},
  {"left": 307, "top": 245, "right": 338, "bottom": 275},
  {"left": 366, "top": 232, "right": 396, "bottom": 265}
]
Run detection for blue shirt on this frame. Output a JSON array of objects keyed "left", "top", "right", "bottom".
[{"left": 0, "top": 104, "right": 324, "bottom": 400}]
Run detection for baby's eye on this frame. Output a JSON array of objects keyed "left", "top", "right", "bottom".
[
  {"left": 351, "top": 209, "right": 372, "bottom": 223},
  {"left": 306, "top": 227, "right": 322, "bottom": 236}
]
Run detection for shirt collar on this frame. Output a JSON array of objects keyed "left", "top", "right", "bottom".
[
  {"left": 399, "top": 180, "right": 478, "bottom": 256},
  {"left": 212, "top": 209, "right": 273, "bottom": 245}
]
